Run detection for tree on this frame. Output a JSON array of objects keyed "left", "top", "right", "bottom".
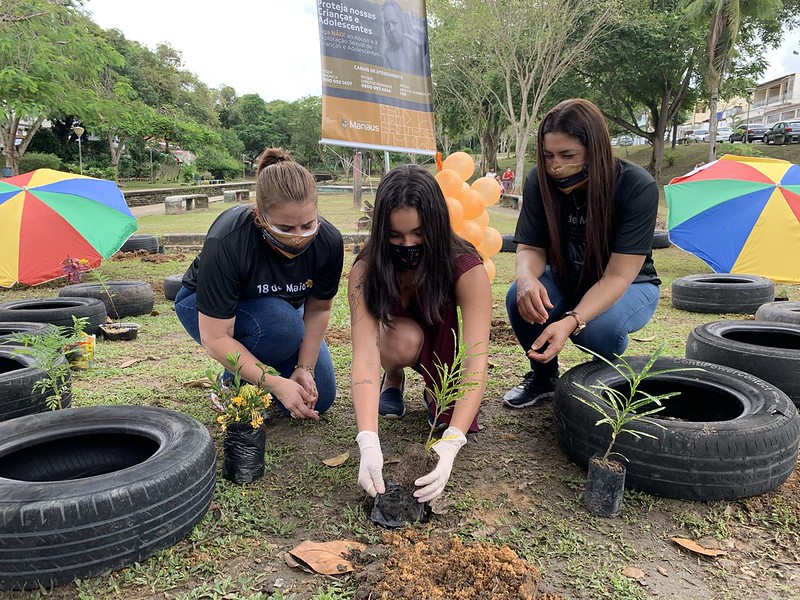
[
  {"left": 684, "top": 0, "right": 781, "bottom": 162},
  {"left": 428, "top": 0, "right": 612, "bottom": 192},
  {"left": 0, "top": 0, "right": 121, "bottom": 174}
]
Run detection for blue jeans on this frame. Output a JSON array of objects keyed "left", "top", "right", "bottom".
[
  {"left": 505, "top": 269, "right": 660, "bottom": 379},
  {"left": 174, "top": 287, "right": 335, "bottom": 415}
]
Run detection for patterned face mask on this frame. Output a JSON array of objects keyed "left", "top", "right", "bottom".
[
  {"left": 389, "top": 243, "right": 424, "bottom": 269},
  {"left": 547, "top": 163, "right": 589, "bottom": 194},
  {"left": 260, "top": 218, "right": 319, "bottom": 259}
]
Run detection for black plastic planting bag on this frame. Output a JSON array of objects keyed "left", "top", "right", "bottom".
[
  {"left": 370, "top": 482, "right": 430, "bottom": 528},
  {"left": 223, "top": 424, "right": 266, "bottom": 484}
]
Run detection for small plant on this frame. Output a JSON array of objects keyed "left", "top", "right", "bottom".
[
  {"left": 574, "top": 344, "right": 701, "bottom": 463},
  {"left": 421, "top": 330, "right": 482, "bottom": 450},
  {"left": 10, "top": 316, "right": 90, "bottom": 410},
  {"left": 206, "top": 352, "right": 278, "bottom": 431},
  {"left": 61, "top": 256, "right": 91, "bottom": 283}
]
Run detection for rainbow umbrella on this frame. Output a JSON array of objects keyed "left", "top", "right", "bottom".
[
  {"left": 0, "top": 169, "right": 138, "bottom": 287},
  {"left": 666, "top": 155, "right": 800, "bottom": 283}
]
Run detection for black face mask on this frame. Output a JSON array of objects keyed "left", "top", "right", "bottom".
[{"left": 390, "top": 244, "right": 424, "bottom": 269}]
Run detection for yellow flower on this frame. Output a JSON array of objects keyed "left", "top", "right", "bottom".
[
  {"left": 231, "top": 396, "right": 244, "bottom": 406},
  {"left": 216, "top": 415, "right": 226, "bottom": 424},
  {"left": 250, "top": 414, "right": 264, "bottom": 429},
  {"left": 78, "top": 258, "right": 90, "bottom": 265}
]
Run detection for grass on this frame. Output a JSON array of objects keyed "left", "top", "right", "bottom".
[{"left": 1, "top": 143, "right": 800, "bottom": 599}]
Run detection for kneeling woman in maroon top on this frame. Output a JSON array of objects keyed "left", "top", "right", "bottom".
[{"left": 348, "top": 164, "right": 492, "bottom": 504}]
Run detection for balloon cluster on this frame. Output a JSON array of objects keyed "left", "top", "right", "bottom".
[{"left": 435, "top": 152, "right": 502, "bottom": 282}]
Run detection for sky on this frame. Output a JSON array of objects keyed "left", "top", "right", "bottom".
[{"left": 84, "top": 0, "right": 800, "bottom": 101}]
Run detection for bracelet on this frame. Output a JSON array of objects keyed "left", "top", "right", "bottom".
[
  {"left": 563, "top": 310, "right": 586, "bottom": 336},
  {"left": 294, "top": 363, "right": 315, "bottom": 377}
]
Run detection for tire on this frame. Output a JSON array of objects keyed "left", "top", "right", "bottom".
[
  {"left": 652, "top": 229, "right": 671, "bottom": 249},
  {"left": 0, "top": 322, "right": 54, "bottom": 346},
  {"left": 0, "top": 298, "right": 107, "bottom": 336},
  {"left": 671, "top": 273, "right": 774, "bottom": 314},
  {"left": 553, "top": 356, "right": 800, "bottom": 500},
  {"left": 686, "top": 320, "right": 800, "bottom": 406},
  {"left": 164, "top": 274, "right": 185, "bottom": 301},
  {"left": 500, "top": 234, "right": 517, "bottom": 253},
  {"left": 0, "top": 348, "right": 72, "bottom": 422},
  {"left": 118, "top": 233, "right": 160, "bottom": 254},
  {"left": 58, "top": 281, "right": 154, "bottom": 319},
  {"left": 0, "top": 405, "right": 216, "bottom": 590},
  {"left": 755, "top": 301, "right": 800, "bottom": 325}
]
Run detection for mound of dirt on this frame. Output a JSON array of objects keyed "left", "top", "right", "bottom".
[{"left": 353, "top": 529, "right": 541, "bottom": 599}]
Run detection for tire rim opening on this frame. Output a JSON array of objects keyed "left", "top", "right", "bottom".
[{"left": 722, "top": 329, "right": 800, "bottom": 351}]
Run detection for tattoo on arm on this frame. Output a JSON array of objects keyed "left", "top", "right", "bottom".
[
  {"left": 352, "top": 378, "right": 374, "bottom": 387},
  {"left": 349, "top": 275, "right": 366, "bottom": 325}
]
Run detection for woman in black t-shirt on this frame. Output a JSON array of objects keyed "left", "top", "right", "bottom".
[
  {"left": 175, "top": 148, "right": 344, "bottom": 419},
  {"left": 503, "top": 99, "right": 660, "bottom": 409}
]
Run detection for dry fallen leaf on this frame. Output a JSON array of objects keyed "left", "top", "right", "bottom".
[
  {"left": 322, "top": 452, "right": 350, "bottom": 467},
  {"left": 656, "top": 566, "right": 669, "bottom": 577},
  {"left": 288, "top": 540, "right": 365, "bottom": 575},
  {"left": 631, "top": 334, "right": 657, "bottom": 342},
  {"left": 183, "top": 377, "right": 213, "bottom": 389},
  {"left": 430, "top": 497, "right": 453, "bottom": 515},
  {"left": 621, "top": 566, "right": 646, "bottom": 581},
  {"left": 119, "top": 355, "right": 159, "bottom": 369},
  {"left": 671, "top": 537, "right": 728, "bottom": 557}
]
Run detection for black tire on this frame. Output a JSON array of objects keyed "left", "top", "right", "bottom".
[
  {"left": 500, "top": 234, "right": 517, "bottom": 253},
  {"left": 686, "top": 320, "right": 800, "bottom": 406},
  {"left": 58, "top": 281, "right": 154, "bottom": 319},
  {"left": 164, "top": 274, "right": 185, "bottom": 301},
  {"left": 0, "top": 348, "right": 72, "bottom": 422},
  {"left": 755, "top": 301, "right": 800, "bottom": 326},
  {"left": 0, "top": 298, "right": 107, "bottom": 336},
  {"left": 553, "top": 356, "right": 800, "bottom": 500},
  {"left": 0, "top": 405, "right": 216, "bottom": 590},
  {"left": 652, "top": 229, "right": 671, "bottom": 249},
  {"left": 671, "top": 273, "right": 775, "bottom": 314},
  {"left": 118, "top": 233, "right": 160, "bottom": 254},
  {"left": 0, "top": 322, "right": 55, "bottom": 346}
]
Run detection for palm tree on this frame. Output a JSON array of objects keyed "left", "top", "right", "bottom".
[{"left": 683, "top": 0, "right": 780, "bottom": 162}]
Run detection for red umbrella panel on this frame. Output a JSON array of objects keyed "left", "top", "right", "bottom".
[
  {"left": 665, "top": 155, "right": 800, "bottom": 283},
  {"left": 0, "top": 169, "right": 138, "bottom": 287}
]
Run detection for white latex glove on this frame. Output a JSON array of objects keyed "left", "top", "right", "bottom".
[
  {"left": 414, "top": 427, "right": 467, "bottom": 503},
  {"left": 356, "top": 430, "right": 385, "bottom": 497}
]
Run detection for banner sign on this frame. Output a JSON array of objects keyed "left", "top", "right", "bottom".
[{"left": 317, "top": 0, "right": 436, "bottom": 155}]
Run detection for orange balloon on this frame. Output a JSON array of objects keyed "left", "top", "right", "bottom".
[
  {"left": 461, "top": 181, "right": 470, "bottom": 193},
  {"left": 442, "top": 152, "right": 475, "bottom": 181},
  {"left": 459, "top": 219, "right": 483, "bottom": 247},
  {"left": 435, "top": 169, "right": 463, "bottom": 197},
  {"left": 481, "top": 226, "right": 502, "bottom": 257},
  {"left": 483, "top": 257, "right": 496, "bottom": 282},
  {"left": 471, "top": 177, "right": 502, "bottom": 207},
  {"left": 457, "top": 189, "right": 484, "bottom": 220},
  {"left": 445, "top": 196, "right": 464, "bottom": 230},
  {"left": 475, "top": 210, "right": 489, "bottom": 228}
]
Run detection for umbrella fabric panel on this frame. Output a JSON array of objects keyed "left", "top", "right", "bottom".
[
  {"left": 31, "top": 191, "right": 138, "bottom": 257},
  {"left": 666, "top": 180, "right": 772, "bottom": 229},
  {"left": 18, "top": 194, "right": 102, "bottom": 286},
  {"left": 668, "top": 191, "right": 774, "bottom": 273},
  {"left": 0, "top": 192, "right": 25, "bottom": 287},
  {"left": 668, "top": 159, "right": 776, "bottom": 186},
  {"left": 30, "top": 177, "right": 133, "bottom": 216},
  {"left": 732, "top": 189, "right": 800, "bottom": 283}
]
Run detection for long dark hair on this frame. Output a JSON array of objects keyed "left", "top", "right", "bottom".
[
  {"left": 537, "top": 99, "right": 616, "bottom": 293},
  {"left": 358, "top": 164, "right": 478, "bottom": 325}
]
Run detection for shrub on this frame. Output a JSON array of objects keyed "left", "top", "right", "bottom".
[
  {"left": 662, "top": 149, "right": 679, "bottom": 167},
  {"left": 717, "top": 142, "right": 765, "bottom": 158},
  {"left": 18, "top": 152, "right": 62, "bottom": 173}
]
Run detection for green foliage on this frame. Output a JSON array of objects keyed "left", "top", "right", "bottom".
[
  {"left": 18, "top": 152, "right": 62, "bottom": 173},
  {"left": 421, "top": 329, "right": 481, "bottom": 450},
  {"left": 9, "top": 316, "right": 90, "bottom": 410},
  {"left": 194, "top": 146, "right": 242, "bottom": 180},
  {"left": 205, "top": 352, "right": 278, "bottom": 430},
  {"left": 662, "top": 149, "right": 679, "bottom": 168},
  {"left": 574, "top": 345, "right": 702, "bottom": 462},
  {"left": 717, "top": 142, "right": 766, "bottom": 157}
]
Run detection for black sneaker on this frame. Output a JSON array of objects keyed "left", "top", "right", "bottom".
[{"left": 502, "top": 371, "right": 558, "bottom": 409}]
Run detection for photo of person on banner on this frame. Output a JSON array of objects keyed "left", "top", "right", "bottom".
[{"left": 380, "top": 0, "right": 430, "bottom": 76}]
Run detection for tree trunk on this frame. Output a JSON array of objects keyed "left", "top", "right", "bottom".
[
  {"left": 352, "top": 151, "right": 362, "bottom": 210},
  {"left": 513, "top": 126, "right": 530, "bottom": 195},
  {"left": 707, "top": 90, "right": 719, "bottom": 163},
  {"left": 479, "top": 128, "right": 500, "bottom": 178}
]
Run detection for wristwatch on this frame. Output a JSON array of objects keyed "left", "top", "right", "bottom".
[{"left": 563, "top": 311, "right": 586, "bottom": 336}]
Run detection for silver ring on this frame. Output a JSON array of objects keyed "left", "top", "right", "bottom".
[
  {"left": 312, "top": 387, "right": 317, "bottom": 393},
  {"left": 290, "top": 413, "right": 297, "bottom": 419}
]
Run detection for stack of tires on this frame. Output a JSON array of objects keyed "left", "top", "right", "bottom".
[
  {"left": 553, "top": 273, "right": 800, "bottom": 501},
  {"left": 0, "top": 283, "right": 216, "bottom": 591}
]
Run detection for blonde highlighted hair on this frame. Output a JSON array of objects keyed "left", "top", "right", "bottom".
[{"left": 254, "top": 148, "right": 317, "bottom": 214}]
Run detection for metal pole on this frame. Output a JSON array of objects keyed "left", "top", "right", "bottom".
[
  {"left": 78, "top": 139, "right": 83, "bottom": 175},
  {"left": 149, "top": 147, "right": 153, "bottom": 180},
  {"left": 384, "top": 150, "right": 390, "bottom": 174}
]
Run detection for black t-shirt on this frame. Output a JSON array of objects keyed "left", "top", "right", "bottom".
[
  {"left": 182, "top": 204, "right": 344, "bottom": 319},
  {"left": 514, "top": 160, "right": 660, "bottom": 295}
]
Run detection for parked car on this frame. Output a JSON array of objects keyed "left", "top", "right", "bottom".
[
  {"left": 714, "top": 127, "right": 733, "bottom": 142},
  {"left": 763, "top": 121, "right": 800, "bottom": 144},
  {"left": 728, "top": 125, "right": 768, "bottom": 143},
  {"left": 688, "top": 129, "right": 709, "bottom": 142}
]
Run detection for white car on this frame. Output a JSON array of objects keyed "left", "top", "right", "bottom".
[{"left": 700, "top": 127, "right": 732, "bottom": 142}]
